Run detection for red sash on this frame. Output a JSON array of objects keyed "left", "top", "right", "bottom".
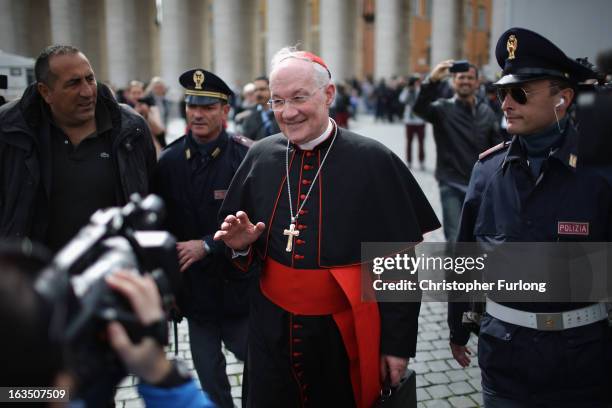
[{"left": 261, "top": 258, "right": 381, "bottom": 408}]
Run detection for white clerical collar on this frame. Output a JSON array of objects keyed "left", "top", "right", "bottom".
[{"left": 297, "top": 119, "right": 333, "bottom": 151}]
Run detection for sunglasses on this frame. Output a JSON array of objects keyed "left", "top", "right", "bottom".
[{"left": 496, "top": 85, "right": 557, "bottom": 105}]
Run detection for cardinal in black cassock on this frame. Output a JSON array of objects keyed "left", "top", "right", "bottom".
[
  {"left": 219, "top": 119, "right": 439, "bottom": 407},
  {"left": 216, "top": 49, "right": 439, "bottom": 408}
]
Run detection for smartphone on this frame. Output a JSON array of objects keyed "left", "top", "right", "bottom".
[
  {"left": 449, "top": 60, "right": 470, "bottom": 73},
  {"left": 0, "top": 74, "right": 7, "bottom": 90}
]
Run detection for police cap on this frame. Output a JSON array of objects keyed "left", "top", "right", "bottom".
[
  {"left": 494, "top": 27, "right": 596, "bottom": 86},
  {"left": 179, "top": 68, "right": 233, "bottom": 106}
]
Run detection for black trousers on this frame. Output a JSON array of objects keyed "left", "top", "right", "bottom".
[
  {"left": 188, "top": 315, "right": 248, "bottom": 408},
  {"left": 479, "top": 315, "right": 612, "bottom": 407}
]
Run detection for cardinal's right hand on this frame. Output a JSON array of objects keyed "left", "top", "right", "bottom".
[{"left": 214, "top": 211, "right": 266, "bottom": 251}]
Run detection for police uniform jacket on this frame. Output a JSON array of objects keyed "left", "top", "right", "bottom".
[
  {"left": 154, "top": 130, "right": 252, "bottom": 322},
  {"left": 448, "top": 123, "right": 612, "bottom": 403}
]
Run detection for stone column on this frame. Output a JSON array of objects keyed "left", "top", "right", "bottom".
[
  {"left": 431, "top": 0, "right": 463, "bottom": 66},
  {"left": 213, "top": 0, "right": 255, "bottom": 88},
  {"left": 132, "top": 0, "right": 156, "bottom": 83},
  {"left": 0, "top": 0, "right": 29, "bottom": 56},
  {"left": 80, "top": 0, "right": 107, "bottom": 81},
  {"left": 320, "top": 0, "right": 355, "bottom": 82},
  {"left": 486, "top": 0, "right": 509, "bottom": 78},
  {"left": 160, "top": 0, "right": 210, "bottom": 101},
  {"left": 353, "top": 0, "right": 366, "bottom": 80},
  {"left": 266, "top": 0, "right": 303, "bottom": 71},
  {"left": 374, "top": 0, "right": 408, "bottom": 79},
  {"left": 26, "top": 0, "right": 52, "bottom": 56},
  {"left": 49, "top": 0, "right": 84, "bottom": 48},
  {"left": 104, "top": 0, "right": 139, "bottom": 88}
]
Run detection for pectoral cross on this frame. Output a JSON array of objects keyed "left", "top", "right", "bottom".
[{"left": 283, "top": 223, "right": 300, "bottom": 252}]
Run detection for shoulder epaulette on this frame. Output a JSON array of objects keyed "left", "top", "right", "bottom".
[
  {"left": 479, "top": 141, "right": 510, "bottom": 160},
  {"left": 231, "top": 134, "right": 255, "bottom": 148}
]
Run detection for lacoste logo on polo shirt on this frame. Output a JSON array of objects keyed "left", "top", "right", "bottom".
[
  {"left": 214, "top": 190, "right": 227, "bottom": 200},
  {"left": 558, "top": 221, "right": 589, "bottom": 236},
  {"left": 100, "top": 152, "right": 110, "bottom": 159}
]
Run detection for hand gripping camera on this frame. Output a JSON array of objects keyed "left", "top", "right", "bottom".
[{"left": 34, "top": 194, "right": 180, "bottom": 402}]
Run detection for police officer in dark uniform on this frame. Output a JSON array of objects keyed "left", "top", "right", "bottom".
[
  {"left": 153, "top": 69, "right": 254, "bottom": 408},
  {"left": 448, "top": 28, "right": 612, "bottom": 407}
]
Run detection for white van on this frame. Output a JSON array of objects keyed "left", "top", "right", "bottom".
[{"left": 0, "top": 50, "right": 35, "bottom": 102}]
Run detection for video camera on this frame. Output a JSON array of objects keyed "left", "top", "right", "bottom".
[{"left": 34, "top": 194, "right": 180, "bottom": 402}]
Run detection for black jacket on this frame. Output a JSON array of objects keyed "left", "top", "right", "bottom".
[
  {"left": 449, "top": 125, "right": 612, "bottom": 346},
  {"left": 153, "top": 131, "right": 253, "bottom": 322},
  {"left": 0, "top": 83, "right": 156, "bottom": 241},
  {"left": 414, "top": 79, "right": 501, "bottom": 185},
  {"left": 240, "top": 105, "right": 280, "bottom": 141}
]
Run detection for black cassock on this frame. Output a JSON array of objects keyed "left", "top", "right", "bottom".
[{"left": 220, "top": 125, "right": 440, "bottom": 407}]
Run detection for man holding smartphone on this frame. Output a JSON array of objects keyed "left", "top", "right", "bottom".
[{"left": 414, "top": 59, "right": 502, "bottom": 242}]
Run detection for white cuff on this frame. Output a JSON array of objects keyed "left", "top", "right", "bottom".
[{"left": 231, "top": 246, "right": 251, "bottom": 259}]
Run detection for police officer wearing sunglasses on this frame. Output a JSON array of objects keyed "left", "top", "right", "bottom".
[{"left": 448, "top": 27, "right": 612, "bottom": 407}]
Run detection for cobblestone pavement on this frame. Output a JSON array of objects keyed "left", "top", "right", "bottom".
[{"left": 114, "top": 114, "right": 482, "bottom": 407}]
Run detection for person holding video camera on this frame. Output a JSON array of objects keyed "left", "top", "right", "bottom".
[
  {"left": 0, "top": 45, "right": 156, "bottom": 253},
  {"left": 0, "top": 241, "right": 215, "bottom": 407},
  {"left": 414, "top": 59, "right": 501, "bottom": 242},
  {"left": 449, "top": 28, "right": 612, "bottom": 407},
  {"left": 153, "top": 69, "right": 253, "bottom": 408}
]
